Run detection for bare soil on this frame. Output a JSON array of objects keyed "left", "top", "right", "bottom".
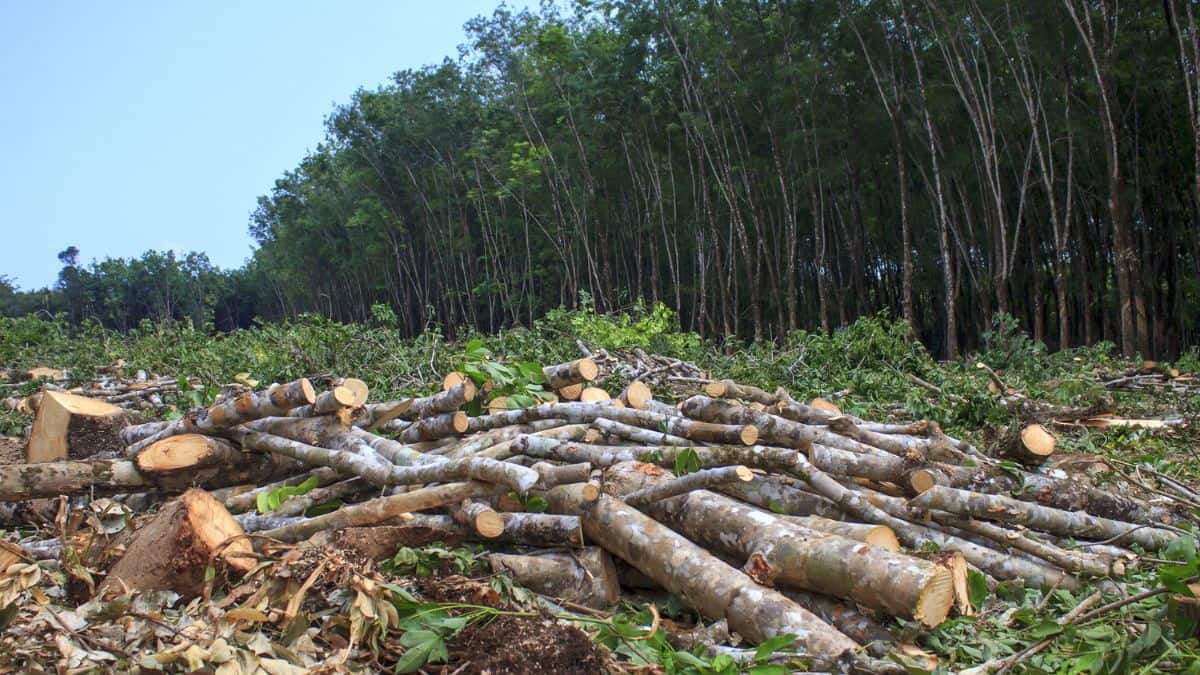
[{"left": 446, "top": 614, "right": 609, "bottom": 674}]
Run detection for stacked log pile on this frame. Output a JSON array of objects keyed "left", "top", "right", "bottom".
[{"left": 0, "top": 355, "right": 1192, "bottom": 671}]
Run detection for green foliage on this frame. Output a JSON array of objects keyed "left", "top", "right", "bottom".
[
  {"left": 592, "top": 605, "right": 801, "bottom": 674},
  {"left": 256, "top": 476, "right": 320, "bottom": 514},
  {"left": 673, "top": 448, "right": 702, "bottom": 477},
  {"left": 382, "top": 543, "right": 482, "bottom": 578},
  {"left": 457, "top": 338, "right": 553, "bottom": 409}
]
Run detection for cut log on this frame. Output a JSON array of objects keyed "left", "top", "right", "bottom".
[
  {"left": 451, "top": 499, "right": 505, "bottom": 538},
  {"left": 623, "top": 465, "right": 754, "bottom": 508},
  {"left": 542, "top": 358, "right": 599, "bottom": 389},
  {"left": 558, "top": 383, "right": 584, "bottom": 401},
  {"left": 402, "top": 382, "right": 476, "bottom": 420},
  {"left": 543, "top": 483, "right": 861, "bottom": 666},
  {"left": 515, "top": 436, "right": 795, "bottom": 473},
  {"left": 1004, "top": 424, "right": 1056, "bottom": 464},
  {"left": 619, "top": 380, "right": 653, "bottom": 409},
  {"left": 0, "top": 452, "right": 303, "bottom": 501},
  {"left": 135, "top": 434, "right": 244, "bottom": 474},
  {"left": 908, "top": 485, "right": 1178, "bottom": 551},
  {"left": 784, "top": 515, "right": 900, "bottom": 552},
  {"left": 602, "top": 462, "right": 954, "bottom": 626},
  {"left": 289, "top": 385, "right": 359, "bottom": 417},
  {"left": 336, "top": 378, "right": 369, "bottom": 408},
  {"left": 28, "top": 391, "right": 128, "bottom": 463},
  {"left": 98, "top": 489, "right": 254, "bottom": 598},
  {"left": 810, "top": 398, "right": 842, "bottom": 415},
  {"left": 25, "top": 367, "right": 65, "bottom": 381},
  {"left": 487, "top": 396, "right": 510, "bottom": 414},
  {"left": 592, "top": 418, "right": 691, "bottom": 446},
  {"left": 442, "top": 371, "right": 469, "bottom": 391},
  {"left": 488, "top": 547, "right": 619, "bottom": 608},
  {"left": 579, "top": 387, "right": 611, "bottom": 403},
  {"left": 717, "top": 474, "right": 844, "bottom": 520},
  {"left": 702, "top": 380, "right": 777, "bottom": 406},
  {"left": 259, "top": 481, "right": 504, "bottom": 543},
  {"left": 121, "top": 379, "right": 316, "bottom": 454},
  {"left": 397, "top": 411, "right": 469, "bottom": 442},
  {"left": 358, "top": 399, "right": 415, "bottom": 430}
]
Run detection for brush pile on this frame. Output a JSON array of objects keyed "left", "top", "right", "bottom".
[{"left": 0, "top": 351, "right": 1192, "bottom": 673}]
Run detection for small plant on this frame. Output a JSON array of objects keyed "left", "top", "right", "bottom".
[
  {"left": 457, "top": 339, "right": 554, "bottom": 409},
  {"left": 382, "top": 543, "right": 482, "bottom": 577},
  {"left": 256, "top": 475, "right": 320, "bottom": 513}
]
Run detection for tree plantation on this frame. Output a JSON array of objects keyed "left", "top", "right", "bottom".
[{"left": 5, "top": 0, "right": 1200, "bottom": 359}]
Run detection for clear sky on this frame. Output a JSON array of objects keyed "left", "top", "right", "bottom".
[{"left": 0, "top": 1, "right": 523, "bottom": 290}]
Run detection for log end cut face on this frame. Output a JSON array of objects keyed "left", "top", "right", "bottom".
[{"left": 912, "top": 564, "right": 955, "bottom": 628}]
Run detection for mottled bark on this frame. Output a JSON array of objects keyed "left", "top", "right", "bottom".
[
  {"left": 488, "top": 547, "right": 618, "bottom": 608},
  {"left": 542, "top": 483, "right": 861, "bottom": 665},
  {"left": 260, "top": 481, "right": 504, "bottom": 543},
  {"left": 542, "top": 358, "right": 599, "bottom": 389},
  {"left": 121, "top": 379, "right": 316, "bottom": 454},
  {"left": 602, "top": 462, "right": 954, "bottom": 626},
  {"left": 910, "top": 485, "right": 1177, "bottom": 551}
]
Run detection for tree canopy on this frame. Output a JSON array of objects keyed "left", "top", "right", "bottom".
[{"left": 8, "top": 0, "right": 1200, "bottom": 358}]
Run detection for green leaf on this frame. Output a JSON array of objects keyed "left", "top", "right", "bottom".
[
  {"left": 673, "top": 448, "right": 701, "bottom": 476},
  {"left": 749, "top": 666, "right": 788, "bottom": 675},
  {"left": 967, "top": 568, "right": 989, "bottom": 611},
  {"left": 517, "top": 361, "right": 547, "bottom": 384},
  {"left": 1164, "top": 535, "right": 1198, "bottom": 564},
  {"left": 753, "top": 633, "right": 795, "bottom": 661},
  {"left": 1028, "top": 620, "right": 1063, "bottom": 639},
  {"left": 524, "top": 495, "right": 549, "bottom": 513},
  {"left": 394, "top": 639, "right": 437, "bottom": 673}
]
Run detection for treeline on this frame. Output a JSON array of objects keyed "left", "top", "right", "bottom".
[
  {"left": 0, "top": 247, "right": 263, "bottom": 332},
  {"left": 10, "top": 0, "right": 1200, "bottom": 358},
  {"left": 246, "top": 0, "right": 1200, "bottom": 358}
]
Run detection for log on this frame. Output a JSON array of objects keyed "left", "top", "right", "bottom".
[
  {"left": 357, "top": 399, "right": 415, "bottom": 430},
  {"left": 703, "top": 380, "right": 778, "bottom": 406},
  {"left": 809, "top": 398, "right": 841, "bottom": 415},
  {"left": 579, "top": 387, "right": 611, "bottom": 403},
  {"left": 28, "top": 391, "right": 128, "bottom": 462},
  {"left": 784, "top": 515, "right": 900, "bottom": 552},
  {"left": 487, "top": 547, "right": 619, "bottom": 608},
  {"left": 592, "top": 418, "right": 691, "bottom": 446},
  {"left": 288, "top": 385, "right": 359, "bottom": 417},
  {"left": 515, "top": 436, "right": 796, "bottom": 473},
  {"left": 451, "top": 499, "right": 505, "bottom": 538},
  {"left": 442, "top": 371, "right": 469, "bottom": 391},
  {"left": 401, "top": 382, "right": 476, "bottom": 420},
  {"left": 1003, "top": 424, "right": 1056, "bottom": 464},
  {"left": 543, "top": 483, "right": 861, "bottom": 666},
  {"left": 397, "top": 411, "right": 469, "bottom": 442},
  {"left": 781, "top": 590, "right": 898, "bottom": 658},
  {"left": 542, "top": 358, "right": 599, "bottom": 389},
  {"left": 270, "top": 477, "right": 370, "bottom": 518},
  {"left": 259, "top": 481, "right": 504, "bottom": 543},
  {"left": 98, "top": 489, "right": 255, "bottom": 598},
  {"left": 618, "top": 380, "right": 653, "bottom": 409},
  {"left": 779, "top": 454, "right": 1081, "bottom": 590},
  {"left": 602, "top": 461, "right": 954, "bottom": 626},
  {"left": 909, "top": 485, "right": 1178, "bottom": 551},
  {"left": 558, "top": 383, "right": 584, "bottom": 401},
  {"left": 121, "top": 379, "right": 316, "bottom": 454},
  {"left": 0, "top": 453, "right": 302, "bottom": 501},
  {"left": 717, "top": 474, "right": 844, "bottom": 520},
  {"left": 134, "top": 434, "right": 245, "bottom": 474},
  {"left": 855, "top": 486, "right": 1080, "bottom": 590},
  {"left": 623, "top": 465, "right": 754, "bottom": 508},
  {"left": 232, "top": 429, "right": 539, "bottom": 492}
]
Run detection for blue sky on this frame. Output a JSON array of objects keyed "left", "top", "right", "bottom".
[{"left": 0, "top": 1, "right": 524, "bottom": 290}]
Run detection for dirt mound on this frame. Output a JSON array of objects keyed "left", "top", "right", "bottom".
[{"left": 448, "top": 614, "right": 609, "bottom": 674}]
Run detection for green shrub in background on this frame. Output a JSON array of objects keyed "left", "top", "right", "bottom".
[{"left": 0, "top": 308, "right": 1149, "bottom": 436}]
